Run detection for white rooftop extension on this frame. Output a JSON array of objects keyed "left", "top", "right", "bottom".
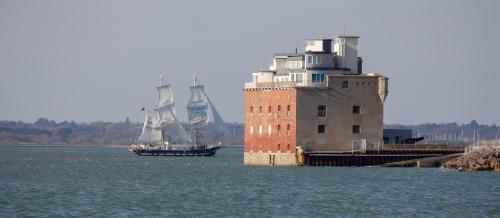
[{"left": 245, "top": 35, "right": 363, "bottom": 89}]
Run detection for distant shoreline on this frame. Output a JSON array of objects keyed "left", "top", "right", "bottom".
[
  {"left": 0, "top": 144, "right": 128, "bottom": 148},
  {"left": 0, "top": 144, "right": 244, "bottom": 148}
]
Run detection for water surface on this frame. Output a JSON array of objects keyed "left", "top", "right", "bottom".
[{"left": 0, "top": 146, "right": 499, "bottom": 217}]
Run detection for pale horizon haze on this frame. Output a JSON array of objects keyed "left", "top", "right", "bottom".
[{"left": 1, "top": 0, "right": 499, "bottom": 125}]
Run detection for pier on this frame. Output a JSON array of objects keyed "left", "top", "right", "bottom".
[{"left": 303, "top": 144, "right": 464, "bottom": 166}]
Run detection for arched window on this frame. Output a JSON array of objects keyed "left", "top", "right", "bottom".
[
  {"left": 250, "top": 106, "right": 253, "bottom": 113},
  {"left": 268, "top": 106, "right": 272, "bottom": 113},
  {"left": 277, "top": 144, "right": 281, "bottom": 151},
  {"left": 287, "top": 144, "right": 290, "bottom": 151},
  {"left": 342, "top": 81, "right": 349, "bottom": 89},
  {"left": 277, "top": 124, "right": 281, "bottom": 135},
  {"left": 259, "top": 106, "right": 262, "bottom": 113},
  {"left": 287, "top": 124, "right": 291, "bottom": 136},
  {"left": 287, "top": 105, "right": 291, "bottom": 116},
  {"left": 277, "top": 105, "right": 281, "bottom": 111}
]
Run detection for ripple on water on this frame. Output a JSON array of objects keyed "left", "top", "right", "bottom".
[{"left": 0, "top": 146, "right": 499, "bottom": 217}]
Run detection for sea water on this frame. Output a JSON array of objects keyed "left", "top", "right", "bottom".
[{"left": 0, "top": 146, "right": 499, "bottom": 217}]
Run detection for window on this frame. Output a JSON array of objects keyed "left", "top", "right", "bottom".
[
  {"left": 287, "top": 124, "right": 291, "bottom": 136},
  {"left": 277, "top": 124, "right": 281, "bottom": 135},
  {"left": 250, "top": 106, "right": 253, "bottom": 113},
  {"left": 307, "top": 41, "right": 315, "bottom": 46},
  {"left": 313, "top": 56, "right": 321, "bottom": 64},
  {"left": 352, "top": 125, "right": 360, "bottom": 134},
  {"left": 268, "top": 125, "right": 272, "bottom": 135},
  {"left": 296, "top": 74, "right": 303, "bottom": 83},
  {"left": 307, "top": 56, "right": 313, "bottom": 64},
  {"left": 318, "top": 125, "right": 326, "bottom": 133},
  {"left": 287, "top": 105, "right": 291, "bottom": 116},
  {"left": 250, "top": 126, "right": 254, "bottom": 134},
  {"left": 259, "top": 125, "right": 263, "bottom": 135},
  {"left": 268, "top": 106, "right": 272, "bottom": 113},
  {"left": 353, "top": 106, "right": 360, "bottom": 114},
  {"left": 277, "top": 105, "right": 281, "bottom": 111},
  {"left": 259, "top": 106, "right": 262, "bottom": 113},
  {"left": 318, "top": 105, "right": 327, "bottom": 117},
  {"left": 342, "top": 81, "right": 349, "bottom": 89},
  {"left": 312, "top": 74, "right": 325, "bottom": 83},
  {"left": 287, "top": 144, "right": 290, "bottom": 151},
  {"left": 290, "top": 74, "right": 295, "bottom": 82},
  {"left": 277, "top": 144, "right": 281, "bottom": 151}
]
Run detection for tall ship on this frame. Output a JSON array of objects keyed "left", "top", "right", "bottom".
[{"left": 128, "top": 74, "right": 229, "bottom": 156}]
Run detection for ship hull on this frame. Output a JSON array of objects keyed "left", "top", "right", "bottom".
[{"left": 129, "top": 145, "right": 220, "bottom": 157}]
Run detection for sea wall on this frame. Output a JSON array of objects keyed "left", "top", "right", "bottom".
[
  {"left": 445, "top": 145, "right": 500, "bottom": 171},
  {"left": 244, "top": 151, "right": 297, "bottom": 166}
]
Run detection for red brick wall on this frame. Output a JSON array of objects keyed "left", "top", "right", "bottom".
[{"left": 244, "top": 88, "right": 297, "bottom": 153}]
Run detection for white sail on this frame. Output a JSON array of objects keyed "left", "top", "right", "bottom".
[
  {"left": 153, "top": 106, "right": 191, "bottom": 144},
  {"left": 137, "top": 113, "right": 163, "bottom": 143},
  {"left": 154, "top": 76, "right": 193, "bottom": 144},
  {"left": 154, "top": 104, "right": 177, "bottom": 125},
  {"left": 156, "top": 84, "right": 174, "bottom": 107},
  {"left": 187, "top": 84, "right": 210, "bottom": 125},
  {"left": 203, "top": 89, "right": 230, "bottom": 136}
]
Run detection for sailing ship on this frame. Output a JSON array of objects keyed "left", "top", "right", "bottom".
[{"left": 128, "top": 74, "right": 229, "bottom": 156}]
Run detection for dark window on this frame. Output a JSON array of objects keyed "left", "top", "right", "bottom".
[
  {"left": 277, "top": 144, "right": 281, "bottom": 150},
  {"left": 318, "top": 105, "right": 327, "bottom": 117},
  {"left": 259, "top": 106, "right": 262, "bottom": 113},
  {"left": 250, "top": 106, "right": 253, "bottom": 113},
  {"left": 287, "top": 105, "right": 291, "bottom": 116},
  {"left": 277, "top": 125, "right": 281, "bottom": 135},
  {"left": 268, "top": 106, "right": 272, "bottom": 113},
  {"left": 342, "top": 81, "right": 349, "bottom": 89},
  {"left": 352, "top": 125, "right": 360, "bottom": 134},
  {"left": 318, "top": 125, "right": 326, "bottom": 133},
  {"left": 287, "top": 124, "right": 291, "bottom": 136},
  {"left": 312, "top": 73, "right": 325, "bottom": 83},
  {"left": 353, "top": 106, "right": 360, "bottom": 114},
  {"left": 277, "top": 105, "right": 281, "bottom": 111},
  {"left": 287, "top": 144, "right": 290, "bottom": 151}
]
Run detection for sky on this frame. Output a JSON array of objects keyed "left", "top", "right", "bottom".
[{"left": 0, "top": 0, "right": 499, "bottom": 125}]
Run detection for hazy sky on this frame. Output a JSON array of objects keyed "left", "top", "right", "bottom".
[{"left": 1, "top": 0, "right": 499, "bottom": 124}]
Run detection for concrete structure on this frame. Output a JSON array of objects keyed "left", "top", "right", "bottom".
[{"left": 244, "top": 36, "right": 390, "bottom": 165}]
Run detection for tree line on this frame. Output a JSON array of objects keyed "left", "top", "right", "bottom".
[{"left": 0, "top": 118, "right": 498, "bottom": 146}]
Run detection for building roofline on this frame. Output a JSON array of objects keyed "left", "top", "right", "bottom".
[
  {"left": 335, "top": 35, "right": 360, "bottom": 38},
  {"left": 305, "top": 38, "right": 333, "bottom": 41}
]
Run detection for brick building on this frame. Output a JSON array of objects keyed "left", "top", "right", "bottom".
[{"left": 244, "top": 36, "right": 389, "bottom": 165}]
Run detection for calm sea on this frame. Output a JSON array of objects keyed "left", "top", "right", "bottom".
[{"left": 0, "top": 146, "right": 499, "bottom": 217}]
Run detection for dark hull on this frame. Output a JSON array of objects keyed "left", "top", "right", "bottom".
[{"left": 130, "top": 146, "right": 220, "bottom": 157}]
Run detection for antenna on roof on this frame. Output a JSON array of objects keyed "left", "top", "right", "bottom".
[
  {"left": 343, "top": 27, "right": 346, "bottom": 36},
  {"left": 295, "top": 47, "right": 298, "bottom": 54},
  {"left": 192, "top": 72, "right": 197, "bottom": 86},
  {"left": 160, "top": 72, "right": 163, "bottom": 86}
]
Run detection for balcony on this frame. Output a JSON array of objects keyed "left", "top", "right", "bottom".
[{"left": 244, "top": 81, "right": 327, "bottom": 89}]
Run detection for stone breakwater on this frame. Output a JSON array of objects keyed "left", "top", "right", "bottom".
[{"left": 444, "top": 147, "right": 500, "bottom": 171}]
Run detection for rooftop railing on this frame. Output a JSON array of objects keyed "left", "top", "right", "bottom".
[{"left": 244, "top": 81, "right": 327, "bottom": 89}]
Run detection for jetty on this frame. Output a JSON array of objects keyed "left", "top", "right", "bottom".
[{"left": 301, "top": 144, "right": 464, "bottom": 167}]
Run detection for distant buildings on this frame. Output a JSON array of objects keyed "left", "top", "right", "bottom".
[{"left": 244, "top": 36, "right": 389, "bottom": 165}]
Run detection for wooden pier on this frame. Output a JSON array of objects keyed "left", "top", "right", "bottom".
[{"left": 303, "top": 144, "right": 464, "bottom": 167}]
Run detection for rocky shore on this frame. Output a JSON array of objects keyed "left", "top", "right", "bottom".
[{"left": 444, "top": 147, "right": 500, "bottom": 171}]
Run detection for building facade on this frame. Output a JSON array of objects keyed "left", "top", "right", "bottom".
[{"left": 244, "top": 36, "right": 389, "bottom": 165}]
